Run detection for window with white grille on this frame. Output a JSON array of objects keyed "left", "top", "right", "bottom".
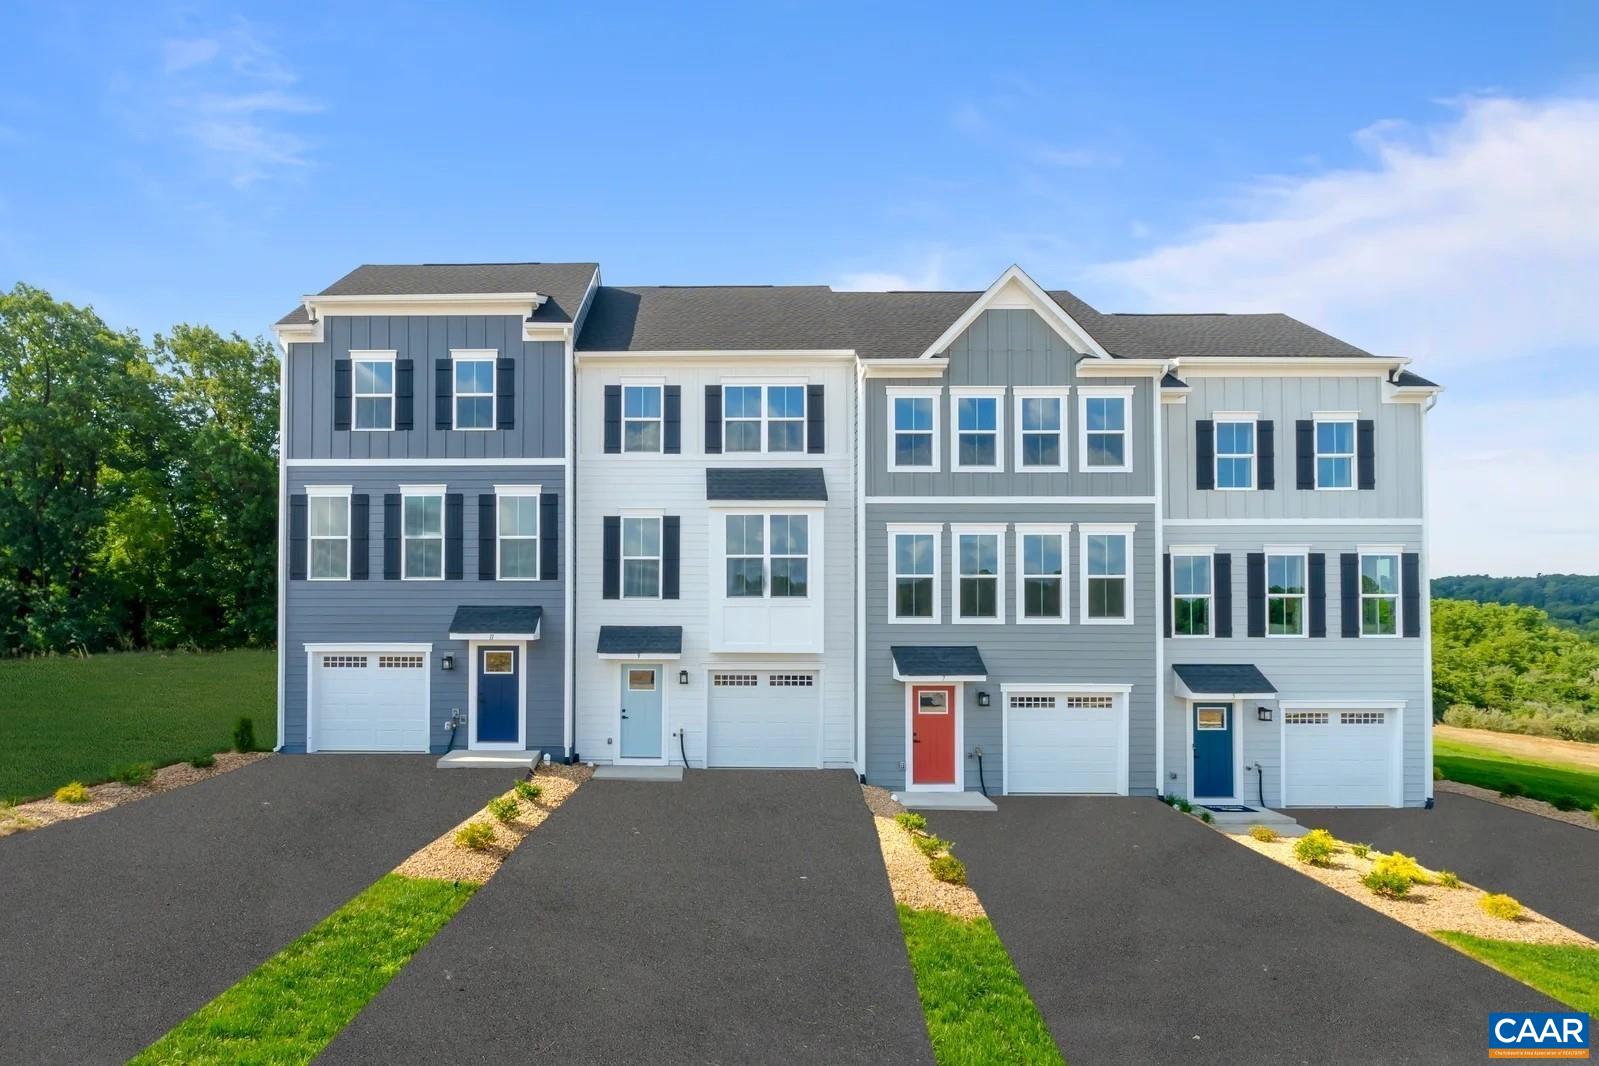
[
  {"left": 1285, "top": 711, "right": 1329, "bottom": 725},
  {"left": 1009, "top": 695, "right": 1057, "bottom": 710},
  {"left": 768, "top": 674, "right": 815, "bottom": 687},
  {"left": 322, "top": 655, "right": 367, "bottom": 669},
  {"left": 378, "top": 655, "right": 424, "bottom": 669},
  {"left": 712, "top": 673, "right": 758, "bottom": 687},
  {"left": 1340, "top": 711, "right": 1387, "bottom": 725},
  {"left": 1063, "top": 695, "right": 1115, "bottom": 710}
]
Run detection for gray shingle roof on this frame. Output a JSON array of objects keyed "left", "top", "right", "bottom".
[
  {"left": 448, "top": 605, "right": 544, "bottom": 636},
  {"left": 1172, "top": 663, "right": 1276, "bottom": 696},
  {"left": 705, "top": 468, "right": 828, "bottom": 502},
  {"left": 834, "top": 291, "right": 987, "bottom": 361},
  {"left": 277, "top": 262, "right": 598, "bottom": 326},
  {"left": 1079, "top": 310, "right": 1373, "bottom": 360},
  {"left": 890, "top": 645, "right": 989, "bottom": 680},
  {"left": 576, "top": 285, "right": 845, "bottom": 351},
  {"left": 1391, "top": 369, "right": 1439, "bottom": 388},
  {"left": 597, "top": 625, "right": 683, "bottom": 655}
]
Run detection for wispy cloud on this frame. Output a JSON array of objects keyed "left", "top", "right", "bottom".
[{"left": 835, "top": 251, "right": 953, "bottom": 292}]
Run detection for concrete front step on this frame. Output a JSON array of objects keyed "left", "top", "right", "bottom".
[
  {"left": 1199, "top": 805, "right": 1306, "bottom": 836},
  {"left": 436, "top": 751, "right": 540, "bottom": 770},
  {"left": 592, "top": 764, "right": 684, "bottom": 782},
  {"left": 895, "top": 791, "right": 999, "bottom": 812}
]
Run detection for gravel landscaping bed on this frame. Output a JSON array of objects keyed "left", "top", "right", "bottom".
[
  {"left": 0, "top": 752, "right": 270, "bottom": 837},
  {"left": 1437, "top": 778, "right": 1599, "bottom": 833},
  {"left": 863, "top": 785, "right": 985, "bottom": 920}
]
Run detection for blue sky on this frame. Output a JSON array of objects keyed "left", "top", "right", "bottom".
[{"left": 2, "top": 2, "right": 1596, "bottom": 574}]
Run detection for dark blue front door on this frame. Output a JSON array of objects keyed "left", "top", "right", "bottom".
[
  {"left": 477, "top": 647, "right": 518, "bottom": 744},
  {"left": 1193, "top": 703, "right": 1233, "bottom": 797}
]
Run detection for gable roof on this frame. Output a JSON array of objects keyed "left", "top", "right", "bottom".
[
  {"left": 1079, "top": 311, "right": 1373, "bottom": 360},
  {"left": 276, "top": 262, "right": 598, "bottom": 326},
  {"left": 576, "top": 285, "right": 845, "bottom": 351},
  {"left": 1172, "top": 663, "right": 1276, "bottom": 698}
]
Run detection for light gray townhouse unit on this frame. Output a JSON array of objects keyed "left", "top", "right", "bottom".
[{"left": 274, "top": 261, "right": 1439, "bottom": 808}]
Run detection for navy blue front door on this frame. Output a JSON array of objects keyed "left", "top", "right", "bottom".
[
  {"left": 1193, "top": 703, "right": 1234, "bottom": 797},
  {"left": 476, "top": 647, "right": 519, "bottom": 744}
]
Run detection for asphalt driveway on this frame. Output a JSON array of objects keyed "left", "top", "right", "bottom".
[
  {"left": 320, "top": 769, "right": 931, "bottom": 1065},
  {"left": 928, "top": 797, "right": 1557, "bottom": 1066},
  {"left": 1298, "top": 791, "right": 1599, "bottom": 940},
  {"left": 0, "top": 755, "right": 507, "bottom": 1065}
]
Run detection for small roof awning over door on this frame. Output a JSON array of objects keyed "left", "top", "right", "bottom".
[
  {"left": 449, "top": 606, "right": 543, "bottom": 641},
  {"left": 1172, "top": 663, "right": 1276, "bottom": 700},
  {"left": 597, "top": 625, "right": 683, "bottom": 660},
  {"left": 891, "top": 645, "right": 988, "bottom": 682}
]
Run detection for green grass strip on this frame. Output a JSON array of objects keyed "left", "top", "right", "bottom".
[
  {"left": 1434, "top": 737, "right": 1599, "bottom": 810},
  {"left": 897, "top": 904, "right": 1063, "bottom": 1066},
  {"left": 1436, "top": 931, "right": 1599, "bottom": 1015},
  {"left": 134, "top": 874, "right": 475, "bottom": 1065}
]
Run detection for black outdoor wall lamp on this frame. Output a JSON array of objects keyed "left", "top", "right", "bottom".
[
  {"left": 679, "top": 670, "right": 690, "bottom": 685},
  {"left": 1257, "top": 705, "right": 1273, "bottom": 721},
  {"left": 976, "top": 690, "right": 991, "bottom": 707},
  {"left": 441, "top": 654, "right": 454, "bottom": 671}
]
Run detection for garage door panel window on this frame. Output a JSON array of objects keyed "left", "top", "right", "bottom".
[
  {"left": 1360, "top": 553, "right": 1400, "bottom": 636},
  {"left": 1172, "top": 553, "right": 1212, "bottom": 637},
  {"left": 1267, "top": 553, "right": 1306, "bottom": 636},
  {"left": 955, "top": 529, "right": 1002, "bottom": 622},
  {"left": 497, "top": 493, "right": 540, "bottom": 580},
  {"left": 403, "top": 494, "right": 445, "bottom": 580},
  {"left": 378, "top": 654, "right": 424, "bottom": 669},
  {"left": 622, "top": 516, "right": 662, "bottom": 598},
  {"left": 1018, "top": 529, "right": 1066, "bottom": 622},
  {"left": 892, "top": 528, "right": 939, "bottom": 621},
  {"left": 1083, "top": 529, "right": 1132, "bottom": 622},
  {"left": 309, "top": 494, "right": 351, "bottom": 580}
]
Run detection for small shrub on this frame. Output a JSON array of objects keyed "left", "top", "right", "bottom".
[
  {"left": 232, "top": 717, "right": 257, "bottom": 753},
  {"left": 1432, "top": 764, "right": 1444, "bottom": 781},
  {"left": 1361, "top": 866, "right": 1413, "bottom": 898},
  {"left": 1498, "top": 782, "right": 1525, "bottom": 799},
  {"left": 1479, "top": 893, "right": 1523, "bottom": 921},
  {"left": 1437, "top": 870, "right": 1462, "bottom": 889},
  {"left": 454, "top": 822, "right": 496, "bottom": 851},
  {"left": 113, "top": 762, "right": 156, "bottom": 787},
  {"left": 1161, "top": 794, "right": 1177, "bottom": 806},
  {"left": 894, "top": 812, "right": 928, "bottom": 834},
  {"left": 486, "top": 796, "right": 520, "bottom": 824},
  {"left": 1199, "top": 811, "right": 1213, "bottom": 824},
  {"left": 1293, "top": 828, "right": 1337, "bottom": 867},
  {"left": 1173, "top": 796, "right": 1193, "bottom": 814},
  {"left": 190, "top": 753, "right": 215, "bottom": 769},
  {"left": 514, "top": 780, "right": 543, "bottom": 802},
  {"left": 1350, "top": 842, "right": 1371, "bottom": 860},
  {"left": 929, "top": 854, "right": 967, "bottom": 885},
  {"left": 1372, "top": 851, "right": 1432, "bottom": 886},
  {"left": 1550, "top": 795, "right": 1579, "bottom": 812},
  {"left": 54, "top": 782, "right": 90, "bottom": 804},
  {"left": 1591, "top": 804, "right": 1599, "bottom": 825},
  {"left": 1248, "top": 824, "right": 1278, "bottom": 843},
  {"left": 913, "top": 834, "right": 950, "bottom": 857}
]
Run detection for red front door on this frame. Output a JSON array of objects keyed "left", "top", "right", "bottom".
[{"left": 911, "top": 686, "right": 956, "bottom": 785}]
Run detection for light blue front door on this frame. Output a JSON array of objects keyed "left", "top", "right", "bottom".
[
  {"left": 619, "top": 664, "right": 662, "bottom": 759},
  {"left": 1193, "top": 703, "right": 1234, "bottom": 797}
]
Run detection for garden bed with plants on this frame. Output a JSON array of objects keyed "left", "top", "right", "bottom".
[{"left": 862, "top": 786, "right": 983, "bottom": 919}]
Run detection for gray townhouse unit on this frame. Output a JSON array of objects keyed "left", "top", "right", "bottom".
[{"left": 274, "top": 261, "right": 1440, "bottom": 809}]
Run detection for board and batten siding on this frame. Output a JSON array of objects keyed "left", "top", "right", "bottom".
[
  {"left": 865, "top": 309, "right": 1155, "bottom": 499},
  {"left": 572, "top": 357, "right": 857, "bottom": 767},
  {"left": 1163, "top": 375, "right": 1423, "bottom": 520},
  {"left": 863, "top": 502, "right": 1158, "bottom": 793},
  {"left": 282, "top": 466, "right": 566, "bottom": 753},
  {"left": 1161, "top": 524, "right": 1428, "bottom": 806},
  {"left": 285, "top": 315, "right": 564, "bottom": 461}
]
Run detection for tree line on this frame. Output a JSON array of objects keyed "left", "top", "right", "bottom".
[
  {"left": 0, "top": 284, "right": 278, "bottom": 654},
  {"left": 1433, "top": 574, "right": 1599, "bottom": 636}
]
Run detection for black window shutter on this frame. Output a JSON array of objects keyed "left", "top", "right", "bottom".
[
  {"left": 1295, "top": 420, "right": 1314, "bottom": 489},
  {"left": 434, "top": 359, "right": 453, "bottom": 430},
  {"left": 383, "top": 494, "right": 401, "bottom": 579},
  {"left": 289, "top": 495, "right": 308, "bottom": 580},
  {"left": 602, "top": 516, "right": 621, "bottom": 599},
  {"left": 1402, "top": 552, "right": 1421, "bottom": 637},
  {"left": 445, "top": 494, "right": 464, "bottom": 580},
  {"left": 663, "top": 516, "right": 681, "bottom": 599},
  {"left": 1195, "top": 421, "right": 1214, "bottom": 490},
  {"left": 1308, "top": 553, "right": 1326, "bottom": 637},
  {"left": 1246, "top": 552, "right": 1266, "bottom": 638},
  {"left": 1340, "top": 553, "right": 1360, "bottom": 637},
  {"left": 395, "top": 359, "right": 414, "bottom": 430},
  {"left": 1357, "top": 419, "right": 1375, "bottom": 489},
  {"left": 478, "top": 494, "right": 496, "bottom": 580},
  {"left": 1213, "top": 553, "right": 1233, "bottom": 638},
  {"left": 496, "top": 358, "right": 515, "bottom": 430},
  {"left": 807, "top": 384, "right": 825, "bottom": 454},
  {"left": 603, "top": 385, "right": 622, "bottom": 453},
  {"left": 1257, "top": 420, "right": 1275, "bottom": 490},
  {"left": 1162, "top": 552, "right": 1172, "bottom": 637},
  {"left": 664, "top": 386, "right": 681, "bottom": 454},
  {"left": 704, "top": 385, "right": 722, "bottom": 454},
  {"left": 540, "top": 493, "right": 559, "bottom": 580},
  {"left": 350, "top": 494, "right": 369, "bottom": 580},
  {"left": 333, "top": 360, "right": 352, "bottom": 432}
]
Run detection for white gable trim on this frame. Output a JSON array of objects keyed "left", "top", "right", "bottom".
[{"left": 916, "top": 265, "right": 1112, "bottom": 362}]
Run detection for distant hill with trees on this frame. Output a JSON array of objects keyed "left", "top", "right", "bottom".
[{"left": 1433, "top": 574, "right": 1599, "bottom": 636}]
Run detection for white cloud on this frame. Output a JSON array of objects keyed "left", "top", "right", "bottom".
[
  {"left": 835, "top": 250, "right": 953, "bottom": 292},
  {"left": 162, "top": 37, "right": 220, "bottom": 73}
]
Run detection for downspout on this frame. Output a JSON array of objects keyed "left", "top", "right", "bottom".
[
  {"left": 1152, "top": 358, "right": 1175, "bottom": 794},
  {"left": 274, "top": 331, "right": 290, "bottom": 752},
  {"left": 563, "top": 322, "right": 576, "bottom": 762},
  {"left": 1420, "top": 391, "right": 1438, "bottom": 807},
  {"left": 854, "top": 358, "right": 868, "bottom": 779}
]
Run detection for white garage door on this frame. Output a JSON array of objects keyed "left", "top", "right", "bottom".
[
  {"left": 311, "top": 651, "right": 429, "bottom": 752},
  {"left": 1005, "top": 692, "right": 1127, "bottom": 795},
  {"left": 1283, "top": 709, "right": 1401, "bottom": 807},
  {"left": 707, "top": 671, "right": 820, "bottom": 768}
]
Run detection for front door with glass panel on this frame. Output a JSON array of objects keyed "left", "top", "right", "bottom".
[
  {"left": 476, "top": 647, "right": 519, "bottom": 745},
  {"left": 1192, "top": 703, "right": 1234, "bottom": 798},
  {"left": 619, "top": 664, "right": 663, "bottom": 759},
  {"left": 911, "top": 686, "right": 957, "bottom": 786}
]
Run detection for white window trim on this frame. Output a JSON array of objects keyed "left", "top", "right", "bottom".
[
  {"left": 494, "top": 485, "right": 541, "bottom": 582},
  {"left": 451, "top": 350, "right": 497, "bottom": 432},
  {"left": 1014, "top": 522, "right": 1071, "bottom": 625},
  {"left": 723, "top": 512, "right": 811, "bottom": 600},
  {"left": 1079, "top": 522, "right": 1135, "bottom": 625},
  {"left": 886, "top": 385, "right": 942, "bottom": 473},
  {"left": 1012, "top": 387, "right": 1070, "bottom": 472},
  {"left": 949, "top": 386, "right": 1006, "bottom": 473},
  {"left": 1078, "top": 386, "right": 1134, "bottom": 473},
  {"left": 952, "top": 523, "right": 1006, "bottom": 624},
  {"left": 1264, "top": 548, "right": 1309, "bottom": 639},
  {"left": 720, "top": 379, "right": 808, "bottom": 455},
  {"left": 1358, "top": 547, "right": 1403, "bottom": 639},
  {"left": 400, "top": 484, "right": 447, "bottom": 581},
  {"left": 306, "top": 485, "right": 352, "bottom": 582},
  {"left": 621, "top": 511, "right": 664, "bottom": 599},
  {"left": 1170, "top": 546, "right": 1215, "bottom": 639},
  {"left": 888, "top": 522, "right": 942, "bottom": 625},
  {"left": 1212, "top": 411, "right": 1257, "bottom": 492},
  {"left": 1313, "top": 412, "right": 1358, "bottom": 491},
  {"left": 349, "top": 350, "right": 396, "bottom": 433},
  {"left": 620, "top": 378, "right": 665, "bottom": 456}
]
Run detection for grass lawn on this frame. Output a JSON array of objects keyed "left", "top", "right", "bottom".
[
  {"left": 897, "top": 905, "right": 1062, "bottom": 1066},
  {"left": 1436, "top": 931, "right": 1599, "bottom": 1016},
  {"left": 0, "top": 649, "right": 276, "bottom": 801},
  {"left": 133, "top": 874, "right": 474, "bottom": 1065},
  {"left": 1434, "top": 735, "right": 1599, "bottom": 810}
]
